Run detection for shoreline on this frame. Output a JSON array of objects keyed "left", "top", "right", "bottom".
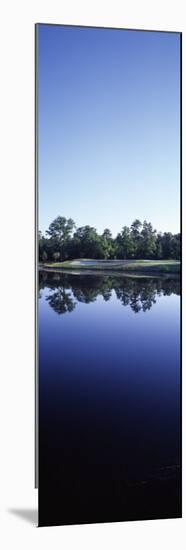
[{"left": 39, "top": 261, "right": 180, "bottom": 277}]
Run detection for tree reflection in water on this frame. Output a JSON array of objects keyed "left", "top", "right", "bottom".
[
  {"left": 39, "top": 270, "right": 180, "bottom": 315},
  {"left": 46, "top": 288, "right": 76, "bottom": 314}
]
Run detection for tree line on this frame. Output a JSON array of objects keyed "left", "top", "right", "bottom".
[{"left": 39, "top": 216, "right": 181, "bottom": 262}]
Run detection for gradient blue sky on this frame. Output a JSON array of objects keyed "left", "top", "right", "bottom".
[{"left": 38, "top": 25, "right": 180, "bottom": 236}]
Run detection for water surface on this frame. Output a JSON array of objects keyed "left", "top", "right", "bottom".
[{"left": 39, "top": 271, "right": 181, "bottom": 526}]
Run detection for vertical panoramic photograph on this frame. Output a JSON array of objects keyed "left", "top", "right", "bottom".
[{"left": 37, "top": 24, "right": 181, "bottom": 527}]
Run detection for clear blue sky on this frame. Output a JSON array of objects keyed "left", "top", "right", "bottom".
[{"left": 37, "top": 25, "right": 180, "bottom": 237}]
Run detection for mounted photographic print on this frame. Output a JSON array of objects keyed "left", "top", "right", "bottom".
[{"left": 36, "top": 24, "right": 182, "bottom": 527}]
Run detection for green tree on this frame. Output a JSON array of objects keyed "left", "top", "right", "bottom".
[
  {"left": 130, "top": 219, "right": 142, "bottom": 258},
  {"left": 38, "top": 232, "right": 49, "bottom": 262},
  {"left": 141, "top": 221, "right": 157, "bottom": 258},
  {"left": 171, "top": 234, "right": 181, "bottom": 260},
  {"left": 156, "top": 233, "right": 163, "bottom": 259},
  {"left": 46, "top": 216, "right": 75, "bottom": 242},
  {"left": 102, "top": 228, "right": 112, "bottom": 240},
  {"left": 39, "top": 215, "right": 181, "bottom": 262},
  {"left": 72, "top": 226, "right": 100, "bottom": 258},
  {"left": 101, "top": 228, "right": 114, "bottom": 259},
  {"left": 46, "top": 216, "right": 75, "bottom": 260},
  {"left": 42, "top": 250, "right": 48, "bottom": 262},
  {"left": 116, "top": 226, "right": 135, "bottom": 258},
  {"left": 161, "top": 232, "right": 173, "bottom": 259}
]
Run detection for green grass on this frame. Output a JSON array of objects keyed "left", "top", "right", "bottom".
[{"left": 41, "top": 259, "right": 180, "bottom": 274}]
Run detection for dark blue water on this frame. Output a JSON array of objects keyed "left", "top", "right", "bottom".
[{"left": 38, "top": 271, "right": 181, "bottom": 526}]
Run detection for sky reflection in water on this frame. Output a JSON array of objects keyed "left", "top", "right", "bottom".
[{"left": 39, "top": 271, "right": 181, "bottom": 524}]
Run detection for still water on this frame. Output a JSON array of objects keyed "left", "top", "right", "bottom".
[{"left": 38, "top": 271, "right": 181, "bottom": 526}]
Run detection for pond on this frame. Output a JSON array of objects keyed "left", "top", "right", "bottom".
[{"left": 38, "top": 271, "right": 181, "bottom": 526}]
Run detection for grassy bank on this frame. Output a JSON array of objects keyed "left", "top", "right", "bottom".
[{"left": 41, "top": 259, "right": 180, "bottom": 274}]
